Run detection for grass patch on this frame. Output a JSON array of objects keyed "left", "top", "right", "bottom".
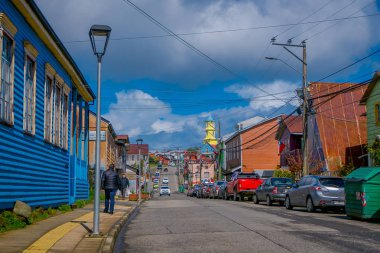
[{"left": 0, "top": 211, "right": 27, "bottom": 233}]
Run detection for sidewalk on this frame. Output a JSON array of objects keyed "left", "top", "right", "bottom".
[{"left": 0, "top": 198, "right": 138, "bottom": 253}]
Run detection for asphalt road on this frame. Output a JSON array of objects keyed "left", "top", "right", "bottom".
[{"left": 114, "top": 169, "right": 380, "bottom": 253}]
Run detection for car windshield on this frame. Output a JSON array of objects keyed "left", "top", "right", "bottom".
[
  {"left": 161, "top": 186, "right": 169, "bottom": 189},
  {"left": 319, "top": 178, "right": 344, "bottom": 188},
  {"left": 216, "top": 181, "right": 225, "bottom": 186},
  {"left": 271, "top": 178, "right": 293, "bottom": 185}
]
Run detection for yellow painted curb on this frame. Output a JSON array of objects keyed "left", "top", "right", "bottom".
[{"left": 23, "top": 212, "right": 94, "bottom": 253}]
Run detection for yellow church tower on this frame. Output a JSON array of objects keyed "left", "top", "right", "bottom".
[{"left": 203, "top": 115, "right": 217, "bottom": 146}]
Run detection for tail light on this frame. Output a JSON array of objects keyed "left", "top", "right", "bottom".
[
  {"left": 314, "top": 186, "right": 328, "bottom": 192},
  {"left": 272, "top": 187, "right": 278, "bottom": 194},
  {"left": 239, "top": 184, "right": 242, "bottom": 188}
]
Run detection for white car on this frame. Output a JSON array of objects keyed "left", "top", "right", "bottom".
[
  {"left": 162, "top": 177, "right": 169, "bottom": 184},
  {"left": 160, "top": 186, "right": 171, "bottom": 196}
]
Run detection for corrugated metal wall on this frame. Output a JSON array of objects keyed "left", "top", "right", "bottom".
[{"left": 0, "top": 2, "right": 89, "bottom": 209}]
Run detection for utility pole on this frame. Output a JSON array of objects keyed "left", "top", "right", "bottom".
[
  {"left": 271, "top": 38, "right": 308, "bottom": 176},
  {"left": 218, "top": 120, "right": 222, "bottom": 181},
  {"left": 198, "top": 152, "right": 203, "bottom": 184}
]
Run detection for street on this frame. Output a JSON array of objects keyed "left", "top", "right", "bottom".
[{"left": 114, "top": 171, "right": 380, "bottom": 253}]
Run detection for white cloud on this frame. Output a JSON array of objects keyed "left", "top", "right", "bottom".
[
  {"left": 35, "top": 0, "right": 380, "bottom": 86},
  {"left": 225, "top": 80, "right": 299, "bottom": 111},
  {"left": 103, "top": 89, "right": 276, "bottom": 149}
]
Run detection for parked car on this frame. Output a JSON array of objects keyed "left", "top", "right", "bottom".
[
  {"left": 192, "top": 184, "right": 201, "bottom": 197},
  {"left": 253, "top": 177, "right": 293, "bottom": 206},
  {"left": 155, "top": 172, "right": 160, "bottom": 178},
  {"left": 160, "top": 186, "right": 171, "bottom": 196},
  {"left": 218, "top": 182, "right": 228, "bottom": 199},
  {"left": 162, "top": 177, "right": 169, "bottom": 184},
  {"left": 163, "top": 168, "right": 168, "bottom": 172},
  {"left": 157, "top": 164, "right": 162, "bottom": 170},
  {"left": 201, "top": 183, "right": 214, "bottom": 198},
  {"left": 209, "top": 181, "right": 226, "bottom": 199},
  {"left": 187, "top": 187, "right": 194, "bottom": 197},
  {"left": 285, "top": 176, "right": 345, "bottom": 212},
  {"left": 225, "top": 172, "right": 263, "bottom": 201}
]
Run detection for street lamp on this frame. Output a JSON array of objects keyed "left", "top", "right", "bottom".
[
  {"left": 265, "top": 57, "right": 302, "bottom": 75},
  {"left": 136, "top": 138, "right": 143, "bottom": 203},
  {"left": 89, "top": 24, "right": 111, "bottom": 236}
]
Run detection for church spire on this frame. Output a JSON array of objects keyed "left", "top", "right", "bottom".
[{"left": 203, "top": 115, "right": 217, "bottom": 146}]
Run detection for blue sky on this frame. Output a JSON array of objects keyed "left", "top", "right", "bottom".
[{"left": 35, "top": 0, "right": 380, "bottom": 150}]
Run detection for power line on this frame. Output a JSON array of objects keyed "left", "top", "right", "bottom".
[
  {"left": 63, "top": 13, "right": 380, "bottom": 44},
  {"left": 121, "top": 0, "right": 293, "bottom": 106}
]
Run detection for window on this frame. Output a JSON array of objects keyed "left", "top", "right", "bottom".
[
  {"left": 44, "top": 76, "right": 53, "bottom": 141},
  {"left": 23, "top": 56, "right": 36, "bottom": 134},
  {"left": 132, "top": 155, "right": 135, "bottom": 161},
  {"left": 0, "top": 34, "right": 14, "bottom": 124},
  {"left": 375, "top": 103, "right": 380, "bottom": 125},
  {"left": 204, "top": 172, "right": 210, "bottom": 178},
  {"left": 54, "top": 84, "right": 61, "bottom": 145},
  {"left": 62, "top": 93, "right": 69, "bottom": 149}
]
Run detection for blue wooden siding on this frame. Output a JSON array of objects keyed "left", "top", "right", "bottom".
[{"left": 0, "top": 2, "right": 89, "bottom": 209}]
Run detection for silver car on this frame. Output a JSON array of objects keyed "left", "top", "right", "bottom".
[{"left": 285, "top": 176, "right": 345, "bottom": 212}]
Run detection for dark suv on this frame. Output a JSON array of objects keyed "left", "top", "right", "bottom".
[{"left": 253, "top": 177, "right": 293, "bottom": 206}]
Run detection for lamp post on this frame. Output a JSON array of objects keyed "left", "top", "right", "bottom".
[
  {"left": 89, "top": 24, "right": 111, "bottom": 236},
  {"left": 136, "top": 138, "right": 143, "bottom": 203}
]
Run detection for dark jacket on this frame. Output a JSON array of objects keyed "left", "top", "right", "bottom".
[
  {"left": 101, "top": 169, "right": 121, "bottom": 190},
  {"left": 120, "top": 177, "right": 129, "bottom": 189}
]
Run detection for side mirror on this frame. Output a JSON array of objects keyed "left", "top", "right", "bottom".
[{"left": 292, "top": 184, "right": 299, "bottom": 188}]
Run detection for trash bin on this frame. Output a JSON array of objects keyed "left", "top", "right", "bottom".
[
  {"left": 344, "top": 167, "right": 380, "bottom": 219},
  {"left": 179, "top": 185, "right": 184, "bottom": 193}
]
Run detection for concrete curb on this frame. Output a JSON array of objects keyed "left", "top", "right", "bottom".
[{"left": 99, "top": 202, "right": 141, "bottom": 253}]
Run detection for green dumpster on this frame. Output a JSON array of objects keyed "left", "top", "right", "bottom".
[
  {"left": 179, "top": 185, "right": 184, "bottom": 193},
  {"left": 344, "top": 167, "right": 380, "bottom": 219}
]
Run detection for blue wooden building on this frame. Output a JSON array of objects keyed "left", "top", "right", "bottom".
[{"left": 0, "top": 0, "right": 95, "bottom": 209}]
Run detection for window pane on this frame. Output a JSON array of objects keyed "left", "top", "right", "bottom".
[{"left": 1, "top": 35, "right": 13, "bottom": 123}]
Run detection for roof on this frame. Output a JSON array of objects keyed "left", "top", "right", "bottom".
[
  {"left": 16, "top": 0, "right": 95, "bottom": 101},
  {"left": 308, "top": 82, "right": 367, "bottom": 170},
  {"left": 360, "top": 71, "right": 380, "bottom": 104},
  {"left": 225, "top": 115, "right": 284, "bottom": 143},
  {"left": 236, "top": 116, "right": 264, "bottom": 130},
  {"left": 88, "top": 111, "right": 116, "bottom": 138},
  {"left": 116, "top": 135, "right": 129, "bottom": 144},
  {"left": 275, "top": 115, "right": 303, "bottom": 140},
  {"left": 283, "top": 115, "right": 303, "bottom": 134},
  {"left": 127, "top": 144, "right": 149, "bottom": 155}
]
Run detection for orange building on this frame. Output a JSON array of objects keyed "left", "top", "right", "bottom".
[
  {"left": 88, "top": 111, "right": 117, "bottom": 172},
  {"left": 226, "top": 116, "right": 282, "bottom": 177}
]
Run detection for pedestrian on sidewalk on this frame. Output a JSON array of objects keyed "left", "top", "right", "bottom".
[
  {"left": 120, "top": 174, "right": 130, "bottom": 199},
  {"left": 101, "top": 164, "right": 122, "bottom": 214}
]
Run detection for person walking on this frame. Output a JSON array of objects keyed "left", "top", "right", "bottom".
[
  {"left": 120, "top": 174, "right": 130, "bottom": 199},
  {"left": 101, "top": 164, "right": 121, "bottom": 214}
]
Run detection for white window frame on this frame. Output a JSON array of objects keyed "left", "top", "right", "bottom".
[
  {"left": 0, "top": 13, "right": 17, "bottom": 126},
  {"left": 23, "top": 45, "right": 37, "bottom": 135}
]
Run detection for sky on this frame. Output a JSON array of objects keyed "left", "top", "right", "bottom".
[{"left": 35, "top": 0, "right": 380, "bottom": 150}]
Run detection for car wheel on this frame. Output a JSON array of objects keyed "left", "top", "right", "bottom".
[
  {"left": 266, "top": 195, "right": 272, "bottom": 206},
  {"left": 160, "top": 194, "right": 162, "bottom": 196},
  {"left": 306, "top": 197, "right": 315, "bottom": 213},
  {"left": 285, "top": 196, "right": 293, "bottom": 210},
  {"left": 169, "top": 194, "right": 171, "bottom": 196},
  {"left": 253, "top": 194, "right": 259, "bottom": 204}
]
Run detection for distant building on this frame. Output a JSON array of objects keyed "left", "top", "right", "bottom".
[
  {"left": 225, "top": 116, "right": 282, "bottom": 177},
  {"left": 115, "top": 135, "right": 130, "bottom": 174},
  {"left": 0, "top": 0, "right": 95, "bottom": 209},
  {"left": 203, "top": 115, "right": 217, "bottom": 146},
  {"left": 127, "top": 144, "right": 149, "bottom": 167},
  {"left": 360, "top": 71, "right": 380, "bottom": 166}
]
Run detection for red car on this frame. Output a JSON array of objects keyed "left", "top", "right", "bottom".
[{"left": 225, "top": 172, "right": 263, "bottom": 201}]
